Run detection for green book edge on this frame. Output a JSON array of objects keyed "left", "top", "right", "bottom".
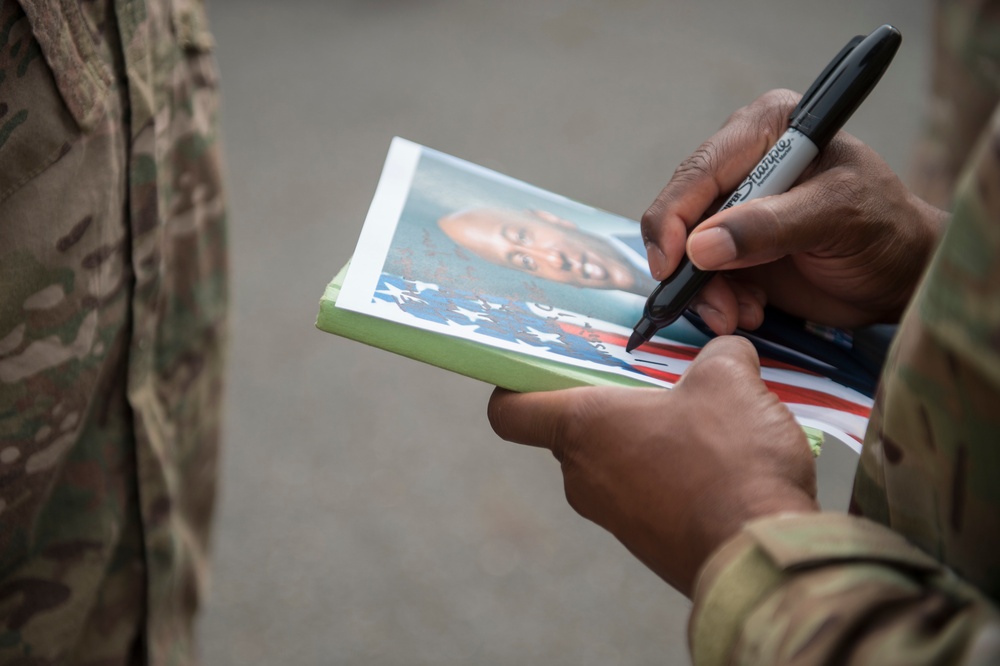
[{"left": 316, "top": 262, "right": 824, "bottom": 455}]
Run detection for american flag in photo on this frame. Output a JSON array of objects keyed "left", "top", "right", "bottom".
[
  {"left": 371, "top": 273, "right": 640, "bottom": 374},
  {"left": 370, "top": 274, "right": 871, "bottom": 443}
]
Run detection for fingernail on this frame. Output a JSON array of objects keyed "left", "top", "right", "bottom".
[
  {"left": 688, "top": 227, "right": 737, "bottom": 269},
  {"left": 693, "top": 303, "right": 728, "bottom": 335},
  {"left": 738, "top": 301, "right": 762, "bottom": 330},
  {"left": 645, "top": 241, "right": 669, "bottom": 280}
]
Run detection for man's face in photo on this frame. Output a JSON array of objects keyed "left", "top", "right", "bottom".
[{"left": 438, "top": 208, "right": 643, "bottom": 291}]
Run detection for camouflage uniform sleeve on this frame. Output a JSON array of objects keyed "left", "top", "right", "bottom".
[{"left": 689, "top": 513, "right": 1000, "bottom": 665}]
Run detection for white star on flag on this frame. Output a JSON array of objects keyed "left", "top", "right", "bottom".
[
  {"left": 377, "top": 283, "right": 426, "bottom": 304},
  {"left": 409, "top": 280, "right": 439, "bottom": 294},
  {"left": 525, "top": 327, "right": 562, "bottom": 344},
  {"left": 452, "top": 306, "right": 493, "bottom": 323}
]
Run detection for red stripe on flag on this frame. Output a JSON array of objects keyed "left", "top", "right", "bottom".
[
  {"left": 558, "top": 322, "right": 870, "bottom": 418},
  {"left": 764, "top": 383, "right": 871, "bottom": 417},
  {"left": 558, "top": 323, "right": 699, "bottom": 361}
]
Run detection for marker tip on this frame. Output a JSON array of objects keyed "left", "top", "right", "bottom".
[{"left": 626, "top": 331, "right": 644, "bottom": 354}]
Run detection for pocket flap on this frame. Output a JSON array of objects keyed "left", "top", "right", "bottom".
[{"left": 16, "top": 0, "right": 112, "bottom": 132}]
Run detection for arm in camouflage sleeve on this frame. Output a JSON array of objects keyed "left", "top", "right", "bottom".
[
  {"left": 689, "top": 105, "right": 1000, "bottom": 665},
  {"left": 690, "top": 514, "right": 1000, "bottom": 664},
  {"left": 907, "top": 0, "right": 1000, "bottom": 209}
]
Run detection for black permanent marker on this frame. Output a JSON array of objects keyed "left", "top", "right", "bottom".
[{"left": 627, "top": 24, "right": 902, "bottom": 353}]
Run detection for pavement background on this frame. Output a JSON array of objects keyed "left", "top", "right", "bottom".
[{"left": 199, "top": 1, "right": 932, "bottom": 663}]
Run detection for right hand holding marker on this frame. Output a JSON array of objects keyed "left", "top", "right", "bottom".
[{"left": 641, "top": 89, "right": 948, "bottom": 335}]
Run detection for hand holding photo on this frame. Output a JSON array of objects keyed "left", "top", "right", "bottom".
[{"left": 319, "top": 138, "right": 874, "bottom": 449}]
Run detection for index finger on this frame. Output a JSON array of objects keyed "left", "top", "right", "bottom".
[{"left": 641, "top": 89, "right": 800, "bottom": 280}]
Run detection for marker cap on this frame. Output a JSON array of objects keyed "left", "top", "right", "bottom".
[{"left": 790, "top": 24, "right": 901, "bottom": 149}]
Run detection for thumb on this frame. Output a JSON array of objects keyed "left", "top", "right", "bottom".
[
  {"left": 487, "top": 387, "right": 583, "bottom": 452},
  {"left": 487, "top": 386, "right": 662, "bottom": 459},
  {"left": 686, "top": 178, "right": 842, "bottom": 271},
  {"left": 677, "top": 336, "right": 761, "bottom": 390}
]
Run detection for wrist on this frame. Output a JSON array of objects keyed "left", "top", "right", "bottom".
[
  {"left": 908, "top": 192, "right": 948, "bottom": 264},
  {"left": 676, "top": 477, "right": 818, "bottom": 597}
]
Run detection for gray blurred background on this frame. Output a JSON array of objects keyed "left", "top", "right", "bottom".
[{"left": 199, "top": 1, "right": 931, "bottom": 663}]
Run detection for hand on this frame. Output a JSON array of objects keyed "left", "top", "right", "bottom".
[
  {"left": 641, "top": 89, "right": 948, "bottom": 335},
  {"left": 487, "top": 337, "right": 818, "bottom": 596}
]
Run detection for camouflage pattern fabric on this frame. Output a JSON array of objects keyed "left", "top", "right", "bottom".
[
  {"left": 689, "top": 4, "right": 1000, "bottom": 663},
  {"left": 0, "top": 0, "right": 227, "bottom": 663},
  {"left": 908, "top": 0, "right": 1000, "bottom": 209}
]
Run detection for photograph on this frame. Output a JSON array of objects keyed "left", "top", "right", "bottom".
[{"left": 337, "top": 138, "right": 873, "bottom": 444}]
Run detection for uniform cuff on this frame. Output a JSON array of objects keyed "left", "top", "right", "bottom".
[{"left": 688, "top": 512, "right": 941, "bottom": 666}]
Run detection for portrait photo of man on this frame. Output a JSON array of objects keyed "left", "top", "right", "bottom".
[{"left": 436, "top": 208, "right": 657, "bottom": 297}]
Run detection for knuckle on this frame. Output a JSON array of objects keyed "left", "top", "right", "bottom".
[
  {"left": 725, "top": 89, "right": 801, "bottom": 145},
  {"left": 699, "top": 337, "right": 757, "bottom": 373},
  {"left": 548, "top": 389, "right": 610, "bottom": 464},
  {"left": 694, "top": 354, "right": 746, "bottom": 386},
  {"left": 644, "top": 140, "right": 725, "bottom": 235},
  {"left": 758, "top": 200, "right": 787, "bottom": 251},
  {"left": 641, "top": 200, "right": 666, "bottom": 238},
  {"left": 726, "top": 200, "right": 781, "bottom": 258},
  {"left": 815, "top": 134, "right": 862, "bottom": 171},
  {"left": 758, "top": 88, "right": 800, "bottom": 110},
  {"left": 554, "top": 395, "right": 596, "bottom": 445},
  {"left": 821, "top": 167, "right": 867, "bottom": 212},
  {"left": 672, "top": 142, "right": 719, "bottom": 184}
]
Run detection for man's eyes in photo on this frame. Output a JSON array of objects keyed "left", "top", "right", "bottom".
[
  {"left": 502, "top": 225, "right": 533, "bottom": 246},
  {"left": 507, "top": 252, "right": 537, "bottom": 271}
]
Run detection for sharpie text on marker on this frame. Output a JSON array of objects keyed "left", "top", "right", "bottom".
[{"left": 720, "top": 134, "right": 800, "bottom": 210}]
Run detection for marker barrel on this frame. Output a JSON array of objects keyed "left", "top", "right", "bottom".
[{"left": 715, "top": 128, "right": 819, "bottom": 211}]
